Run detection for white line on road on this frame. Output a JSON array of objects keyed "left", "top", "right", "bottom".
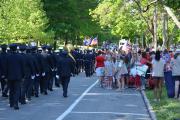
[{"left": 56, "top": 80, "right": 99, "bottom": 120}]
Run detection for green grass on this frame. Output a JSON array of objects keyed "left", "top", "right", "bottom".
[{"left": 146, "top": 87, "right": 180, "bottom": 120}]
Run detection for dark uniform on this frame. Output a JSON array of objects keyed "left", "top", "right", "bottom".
[
  {"left": 41, "top": 46, "right": 51, "bottom": 95},
  {"left": 57, "top": 51, "right": 74, "bottom": 97},
  {"left": 19, "top": 45, "right": 35, "bottom": 103},
  {"left": 83, "top": 51, "right": 92, "bottom": 77},
  {"left": 0, "top": 44, "right": 9, "bottom": 97},
  {"left": 6, "top": 44, "right": 24, "bottom": 110},
  {"left": 47, "top": 46, "right": 56, "bottom": 91}
]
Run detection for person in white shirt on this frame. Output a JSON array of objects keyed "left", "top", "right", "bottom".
[
  {"left": 171, "top": 52, "right": 180, "bottom": 99},
  {"left": 152, "top": 50, "right": 165, "bottom": 102}
]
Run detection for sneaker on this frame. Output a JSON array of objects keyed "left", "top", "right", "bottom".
[{"left": 141, "top": 86, "right": 145, "bottom": 90}]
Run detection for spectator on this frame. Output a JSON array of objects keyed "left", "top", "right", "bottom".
[
  {"left": 152, "top": 51, "right": 165, "bottom": 102},
  {"left": 171, "top": 52, "right": 180, "bottom": 99},
  {"left": 95, "top": 51, "right": 105, "bottom": 87}
]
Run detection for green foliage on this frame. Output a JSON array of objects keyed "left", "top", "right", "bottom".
[
  {"left": 163, "top": 0, "right": 180, "bottom": 10},
  {"left": 91, "top": 0, "right": 148, "bottom": 43},
  {"left": 0, "top": 0, "right": 54, "bottom": 44},
  {"left": 146, "top": 86, "right": 180, "bottom": 120},
  {"left": 43, "top": 0, "right": 103, "bottom": 44},
  {"left": 91, "top": 0, "right": 180, "bottom": 45}
]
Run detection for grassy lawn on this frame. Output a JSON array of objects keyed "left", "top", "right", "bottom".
[{"left": 146, "top": 86, "right": 180, "bottom": 120}]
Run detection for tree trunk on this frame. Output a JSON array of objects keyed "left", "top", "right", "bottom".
[
  {"left": 162, "top": 11, "right": 168, "bottom": 50},
  {"left": 164, "top": 5, "right": 180, "bottom": 29},
  {"left": 153, "top": 3, "right": 158, "bottom": 51}
]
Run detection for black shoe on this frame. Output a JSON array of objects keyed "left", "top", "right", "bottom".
[
  {"left": 27, "top": 98, "right": 31, "bottom": 101},
  {"left": 10, "top": 104, "right": 14, "bottom": 108},
  {"left": 35, "top": 94, "right": 39, "bottom": 97},
  {"left": 14, "top": 106, "right": 19, "bottom": 110},
  {"left": 44, "top": 91, "right": 48, "bottom": 95},
  {"left": 55, "top": 84, "right": 60, "bottom": 87},
  {"left": 21, "top": 101, "right": 26, "bottom": 105},
  {"left": 63, "top": 95, "right": 68, "bottom": 98},
  {"left": 2, "top": 94, "right": 8, "bottom": 97},
  {"left": 49, "top": 88, "right": 53, "bottom": 91}
]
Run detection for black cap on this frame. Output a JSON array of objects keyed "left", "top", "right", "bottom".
[
  {"left": 9, "top": 44, "right": 17, "bottom": 51},
  {"left": 19, "top": 45, "right": 27, "bottom": 51},
  {"left": 31, "top": 46, "right": 37, "bottom": 51},
  {"left": 47, "top": 45, "right": 52, "bottom": 50},
  {"left": 1, "top": 44, "right": 7, "bottom": 49},
  {"left": 41, "top": 45, "right": 47, "bottom": 50}
]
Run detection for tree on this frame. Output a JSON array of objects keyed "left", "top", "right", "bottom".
[{"left": 0, "top": 0, "right": 54, "bottom": 44}]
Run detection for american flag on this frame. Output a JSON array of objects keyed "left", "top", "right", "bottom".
[{"left": 90, "top": 37, "right": 98, "bottom": 46}]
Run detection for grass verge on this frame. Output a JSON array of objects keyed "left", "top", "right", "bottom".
[{"left": 145, "top": 86, "right": 180, "bottom": 120}]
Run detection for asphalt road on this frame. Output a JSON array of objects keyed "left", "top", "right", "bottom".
[{"left": 0, "top": 73, "right": 150, "bottom": 120}]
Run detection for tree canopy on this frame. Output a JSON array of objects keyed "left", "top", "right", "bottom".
[{"left": 0, "top": 0, "right": 179, "bottom": 47}]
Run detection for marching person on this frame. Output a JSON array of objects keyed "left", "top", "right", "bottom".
[
  {"left": 0, "top": 44, "right": 9, "bottom": 97},
  {"left": 6, "top": 44, "right": 24, "bottom": 110},
  {"left": 57, "top": 50, "right": 75, "bottom": 98}
]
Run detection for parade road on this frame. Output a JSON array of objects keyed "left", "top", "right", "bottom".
[{"left": 0, "top": 73, "right": 150, "bottom": 120}]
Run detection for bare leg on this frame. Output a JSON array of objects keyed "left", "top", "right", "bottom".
[
  {"left": 153, "top": 79, "right": 158, "bottom": 101},
  {"left": 175, "top": 81, "right": 180, "bottom": 98},
  {"left": 158, "top": 79, "right": 163, "bottom": 100}
]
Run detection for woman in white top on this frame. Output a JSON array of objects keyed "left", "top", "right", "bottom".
[
  {"left": 171, "top": 53, "right": 180, "bottom": 99},
  {"left": 152, "top": 51, "right": 165, "bottom": 102}
]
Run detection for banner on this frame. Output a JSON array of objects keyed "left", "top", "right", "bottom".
[{"left": 83, "top": 36, "right": 92, "bottom": 46}]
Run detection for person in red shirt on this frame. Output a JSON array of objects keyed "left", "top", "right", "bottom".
[{"left": 95, "top": 51, "right": 105, "bottom": 87}]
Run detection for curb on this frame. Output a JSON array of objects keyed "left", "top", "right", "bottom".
[{"left": 141, "top": 91, "right": 157, "bottom": 120}]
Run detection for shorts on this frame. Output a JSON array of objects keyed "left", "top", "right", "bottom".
[
  {"left": 121, "top": 74, "right": 129, "bottom": 77},
  {"left": 153, "top": 76, "right": 163, "bottom": 80},
  {"left": 173, "top": 76, "right": 180, "bottom": 81},
  {"left": 96, "top": 67, "right": 105, "bottom": 77}
]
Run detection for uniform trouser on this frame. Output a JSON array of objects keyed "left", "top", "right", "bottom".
[
  {"left": 1, "top": 78, "right": 8, "bottom": 95},
  {"left": 76, "top": 60, "right": 81, "bottom": 74},
  {"left": 34, "top": 77, "right": 40, "bottom": 95},
  {"left": 60, "top": 77, "right": 70, "bottom": 96},
  {"left": 48, "top": 72, "right": 54, "bottom": 90},
  {"left": 84, "top": 61, "right": 91, "bottom": 77},
  {"left": 27, "top": 78, "right": 35, "bottom": 99},
  {"left": 41, "top": 74, "right": 48, "bottom": 93},
  {"left": 8, "top": 80, "right": 21, "bottom": 107},
  {"left": 20, "top": 78, "right": 29, "bottom": 103},
  {"left": 55, "top": 71, "right": 60, "bottom": 86}
]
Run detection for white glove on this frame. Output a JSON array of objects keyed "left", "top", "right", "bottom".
[
  {"left": 42, "top": 72, "right": 45, "bottom": 76},
  {"left": 36, "top": 74, "right": 40, "bottom": 77},
  {"left": 56, "top": 75, "right": 59, "bottom": 79},
  {"left": 31, "top": 75, "right": 35, "bottom": 79},
  {"left": 1, "top": 75, "right": 5, "bottom": 79}
]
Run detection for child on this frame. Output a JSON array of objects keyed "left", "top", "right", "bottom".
[
  {"left": 104, "top": 55, "right": 114, "bottom": 89},
  {"left": 116, "top": 56, "right": 128, "bottom": 91}
]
